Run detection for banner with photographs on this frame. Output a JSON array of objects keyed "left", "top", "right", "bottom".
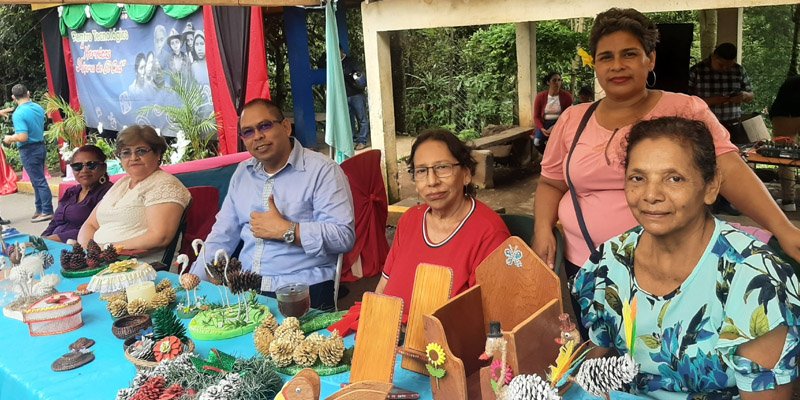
[{"left": 68, "top": 8, "right": 213, "bottom": 138}]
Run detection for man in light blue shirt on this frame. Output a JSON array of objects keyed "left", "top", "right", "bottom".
[
  {"left": 3, "top": 84, "right": 52, "bottom": 223},
  {"left": 190, "top": 98, "right": 355, "bottom": 310}
]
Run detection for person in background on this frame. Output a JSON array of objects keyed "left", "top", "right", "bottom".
[
  {"left": 189, "top": 99, "right": 355, "bottom": 311},
  {"left": 340, "top": 47, "right": 370, "bottom": 151},
  {"left": 42, "top": 145, "right": 112, "bottom": 242},
  {"left": 575, "top": 86, "right": 594, "bottom": 104},
  {"left": 771, "top": 75, "right": 800, "bottom": 212},
  {"left": 0, "top": 107, "right": 15, "bottom": 224},
  {"left": 78, "top": 125, "right": 190, "bottom": 261},
  {"left": 533, "top": 71, "right": 573, "bottom": 153},
  {"left": 688, "top": 42, "right": 755, "bottom": 215},
  {"left": 573, "top": 117, "right": 799, "bottom": 399},
  {"left": 3, "top": 84, "right": 52, "bottom": 223},
  {"left": 533, "top": 8, "right": 800, "bottom": 280}
]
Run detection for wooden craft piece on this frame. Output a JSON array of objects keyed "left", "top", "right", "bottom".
[
  {"left": 277, "top": 368, "right": 320, "bottom": 400},
  {"left": 349, "top": 292, "right": 403, "bottom": 384},
  {"left": 325, "top": 381, "right": 393, "bottom": 400},
  {"left": 400, "top": 264, "right": 453, "bottom": 374},
  {"left": 423, "top": 237, "right": 564, "bottom": 399}
]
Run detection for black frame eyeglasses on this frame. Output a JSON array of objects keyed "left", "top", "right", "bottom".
[
  {"left": 409, "top": 163, "right": 461, "bottom": 181},
  {"left": 240, "top": 119, "right": 285, "bottom": 139},
  {"left": 117, "top": 147, "right": 153, "bottom": 159},
  {"left": 70, "top": 161, "right": 105, "bottom": 172}
]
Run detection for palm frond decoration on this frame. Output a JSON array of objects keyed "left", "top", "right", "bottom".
[
  {"left": 139, "top": 72, "right": 219, "bottom": 163},
  {"left": 40, "top": 94, "right": 86, "bottom": 148}
]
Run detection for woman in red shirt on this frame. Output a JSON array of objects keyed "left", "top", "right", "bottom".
[{"left": 533, "top": 71, "right": 573, "bottom": 153}]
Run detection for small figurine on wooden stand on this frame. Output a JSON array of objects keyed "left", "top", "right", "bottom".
[{"left": 479, "top": 321, "right": 512, "bottom": 397}]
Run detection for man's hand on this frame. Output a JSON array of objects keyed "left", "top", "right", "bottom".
[
  {"left": 0, "top": 107, "right": 12, "bottom": 118},
  {"left": 2, "top": 135, "right": 14, "bottom": 145},
  {"left": 250, "top": 195, "right": 292, "bottom": 241}
]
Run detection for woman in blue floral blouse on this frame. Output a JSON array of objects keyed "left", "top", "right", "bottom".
[{"left": 572, "top": 117, "right": 800, "bottom": 399}]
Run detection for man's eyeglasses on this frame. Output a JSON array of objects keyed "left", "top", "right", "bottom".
[
  {"left": 117, "top": 147, "right": 153, "bottom": 159},
  {"left": 409, "top": 163, "right": 461, "bottom": 181},
  {"left": 240, "top": 119, "right": 284, "bottom": 139},
  {"left": 70, "top": 161, "right": 105, "bottom": 172}
]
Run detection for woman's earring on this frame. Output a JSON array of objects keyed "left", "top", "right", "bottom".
[
  {"left": 646, "top": 70, "right": 657, "bottom": 88},
  {"left": 99, "top": 176, "right": 107, "bottom": 184}
]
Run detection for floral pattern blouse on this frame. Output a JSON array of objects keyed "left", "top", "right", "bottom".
[{"left": 572, "top": 219, "right": 800, "bottom": 399}]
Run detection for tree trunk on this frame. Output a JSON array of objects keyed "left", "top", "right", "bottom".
[
  {"left": 699, "top": 10, "right": 718, "bottom": 60},
  {"left": 389, "top": 31, "right": 407, "bottom": 134},
  {"left": 789, "top": 4, "right": 800, "bottom": 77}
]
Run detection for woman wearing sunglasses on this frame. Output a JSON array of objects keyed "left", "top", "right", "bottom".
[
  {"left": 41, "top": 145, "right": 112, "bottom": 242},
  {"left": 78, "top": 125, "right": 190, "bottom": 261}
]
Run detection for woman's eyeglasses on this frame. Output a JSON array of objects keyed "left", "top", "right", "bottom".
[
  {"left": 117, "top": 147, "right": 153, "bottom": 159},
  {"left": 240, "top": 119, "right": 284, "bottom": 139},
  {"left": 70, "top": 161, "right": 105, "bottom": 172},
  {"left": 409, "top": 163, "right": 461, "bottom": 181}
]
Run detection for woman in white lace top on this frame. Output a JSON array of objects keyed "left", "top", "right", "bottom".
[{"left": 78, "top": 125, "right": 191, "bottom": 261}]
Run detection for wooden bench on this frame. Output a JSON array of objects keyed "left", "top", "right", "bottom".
[{"left": 470, "top": 126, "right": 534, "bottom": 189}]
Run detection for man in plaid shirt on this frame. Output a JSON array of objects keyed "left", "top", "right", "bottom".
[{"left": 688, "top": 42, "right": 754, "bottom": 144}]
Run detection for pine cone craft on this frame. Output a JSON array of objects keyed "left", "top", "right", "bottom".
[
  {"left": 86, "top": 240, "right": 102, "bottom": 258},
  {"left": 275, "top": 327, "right": 304, "bottom": 348},
  {"left": 276, "top": 317, "right": 300, "bottom": 333},
  {"left": 269, "top": 338, "right": 296, "bottom": 367},
  {"left": 206, "top": 258, "right": 242, "bottom": 285},
  {"left": 226, "top": 271, "right": 261, "bottom": 295},
  {"left": 156, "top": 279, "right": 173, "bottom": 292},
  {"left": 130, "top": 376, "right": 166, "bottom": 400},
  {"left": 104, "top": 292, "right": 127, "bottom": 303},
  {"left": 128, "top": 299, "right": 150, "bottom": 316},
  {"left": 160, "top": 287, "right": 177, "bottom": 304},
  {"left": 100, "top": 245, "right": 119, "bottom": 264},
  {"left": 574, "top": 354, "right": 639, "bottom": 398},
  {"left": 130, "top": 337, "right": 156, "bottom": 361},
  {"left": 179, "top": 274, "right": 200, "bottom": 291},
  {"left": 305, "top": 332, "right": 325, "bottom": 350},
  {"left": 148, "top": 292, "right": 171, "bottom": 310},
  {"left": 293, "top": 340, "right": 318, "bottom": 367},
  {"left": 157, "top": 384, "right": 184, "bottom": 400},
  {"left": 318, "top": 331, "right": 345, "bottom": 367},
  {"left": 260, "top": 311, "right": 278, "bottom": 333},
  {"left": 253, "top": 325, "right": 275, "bottom": 357},
  {"left": 506, "top": 374, "right": 561, "bottom": 400},
  {"left": 108, "top": 299, "right": 129, "bottom": 318}
]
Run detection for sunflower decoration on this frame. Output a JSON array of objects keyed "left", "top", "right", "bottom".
[
  {"left": 425, "top": 342, "right": 447, "bottom": 388},
  {"left": 153, "top": 336, "right": 183, "bottom": 362}
]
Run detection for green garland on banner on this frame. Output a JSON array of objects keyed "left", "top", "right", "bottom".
[
  {"left": 89, "top": 4, "right": 122, "bottom": 29},
  {"left": 125, "top": 4, "right": 157, "bottom": 24},
  {"left": 61, "top": 5, "right": 87, "bottom": 31},
  {"left": 60, "top": 4, "right": 199, "bottom": 36},
  {"left": 162, "top": 5, "right": 201, "bottom": 20}
]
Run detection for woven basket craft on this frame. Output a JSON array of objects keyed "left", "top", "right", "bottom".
[
  {"left": 124, "top": 338, "right": 195, "bottom": 371},
  {"left": 112, "top": 315, "right": 152, "bottom": 340},
  {"left": 23, "top": 292, "right": 84, "bottom": 336}
]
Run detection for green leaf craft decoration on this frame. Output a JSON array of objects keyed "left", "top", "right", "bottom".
[
  {"left": 299, "top": 310, "right": 347, "bottom": 333},
  {"left": 191, "top": 348, "right": 237, "bottom": 376},
  {"left": 274, "top": 347, "right": 354, "bottom": 376}
]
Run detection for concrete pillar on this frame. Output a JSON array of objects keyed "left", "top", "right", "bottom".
[
  {"left": 716, "top": 7, "right": 744, "bottom": 63},
  {"left": 516, "top": 22, "right": 537, "bottom": 128},
  {"left": 362, "top": 5, "right": 401, "bottom": 202}
]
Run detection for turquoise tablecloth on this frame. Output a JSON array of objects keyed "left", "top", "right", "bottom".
[
  {"left": 0, "top": 236, "right": 637, "bottom": 400},
  {"left": 0, "top": 237, "right": 432, "bottom": 400}
]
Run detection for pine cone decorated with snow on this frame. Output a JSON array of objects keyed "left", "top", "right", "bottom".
[
  {"left": 226, "top": 271, "right": 261, "bottom": 295},
  {"left": 108, "top": 299, "right": 129, "bottom": 318},
  {"left": 253, "top": 325, "right": 275, "bottom": 357},
  {"left": 257, "top": 312, "right": 278, "bottom": 333},
  {"left": 116, "top": 388, "right": 136, "bottom": 400},
  {"left": 199, "top": 373, "right": 241, "bottom": 400},
  {"left": 269, "top": 338, "right": 295, "bottom": 367},
  {"left": 128, "top": 298, "right": 150, "bottom": 316},
  {"left": 506, "top": 374, "right": 561, "bottom": 400},
  {"left": 148, "top": 292, "right": 171, "bottom": 310},
  {"left": 318, "top": 331, "right": 345, "bottom": 367},
  {"left": 130, "top": 337, "right": 156, "bottom": 361},
  {"left": 130, "top": 376, "right": 166, "bottom": 400},
  {"left": 574, "top": 354, "right": 638, "bottom": 398},
  {"left": 293, "top": 340, "right": 318, "bottom": 367},
  {"left": 156, "top": 384, "right": 184, "bottom": 400},
  {"left": 156, "top": 279, "right": 173, "bottom": 292}
]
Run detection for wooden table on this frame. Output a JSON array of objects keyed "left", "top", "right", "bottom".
[{"left": 741, "top": 149, "right": 800, "bottom": 167}]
